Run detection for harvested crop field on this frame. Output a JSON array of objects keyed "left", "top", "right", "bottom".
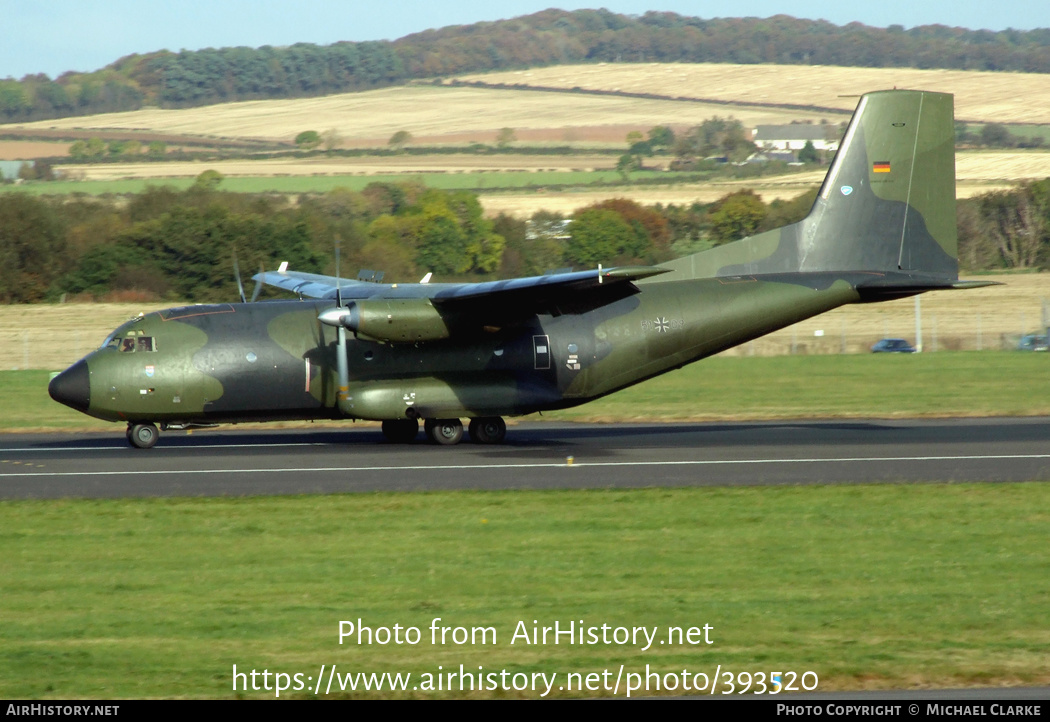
[
  {"left": 0, "top": 141, "right": 70, "bottom": 160},
  {"left": 478, "top": 177, "right": 826, "bottom": 217},
  {"left": 457, "top": 62, "right": 1050, "bottom": 125},
  {"left": 478, "top": 158, "right": 1049, "bottom": 219},
  {"left": 955, "top": 151, "right": 1050, "bottom": 183},
  {"left": 1, "top": 84, "right": 827, "bottom": 145},
  {"left": 5, "top": 64, "right": 1050, "bottom": 155}
]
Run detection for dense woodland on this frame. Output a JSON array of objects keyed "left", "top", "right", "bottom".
[
  {"left": 1, "top": 176, "right": 1047, "bottom": 304},
  {"left": 3, "top": 10, "right": 1050, "bottom": 122}
]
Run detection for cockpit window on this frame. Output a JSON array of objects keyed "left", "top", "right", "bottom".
[
  {"left": 101, "top": 316, "right": 144, "bottom": 350},
  {"left": 115, "top": 336, "right": 156, "bottom": 353}
]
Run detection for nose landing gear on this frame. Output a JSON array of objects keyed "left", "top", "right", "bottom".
[{"left": 126, "top": 422, "right": 159, "bottom": 449}]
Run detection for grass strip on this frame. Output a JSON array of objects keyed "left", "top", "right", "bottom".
[{"left": 1, "top": 483, "right": 1048, "bottom": 698}]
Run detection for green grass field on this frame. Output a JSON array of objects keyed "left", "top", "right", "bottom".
[
  {"left": 4, "top": 352, "right": 1048, "bottom": 698},
  {"left": 2, "top": 484, "right": 1047, "bottom": 698},
  {"left": 549, "top": 351, "right": 1050, "bottom": 422}
]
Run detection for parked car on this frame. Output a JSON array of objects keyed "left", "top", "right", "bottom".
[
  {"left": 871, "top": 338, "right": 916, "bottom": 353},
  {"left": 1017, "top": 334, "right": 1049, "bottom": 351}
]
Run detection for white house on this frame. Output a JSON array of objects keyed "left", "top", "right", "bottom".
[{"left": 752, "top": 125, "right": 840, "bottom": 152}]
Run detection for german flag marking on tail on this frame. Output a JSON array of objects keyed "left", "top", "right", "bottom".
[{"left": 873, "top": 161, "right": 891, "bottom": 173}]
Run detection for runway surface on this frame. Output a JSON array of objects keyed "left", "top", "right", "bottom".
[{"left": 2, "top": 417, "right": 1048, "bottom": 499}]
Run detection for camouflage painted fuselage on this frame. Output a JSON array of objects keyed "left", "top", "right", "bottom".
[
  {"left": 62, "top": 274, "right": 860, "bottom": 425},
  {"left": 51, "top": 90, "right": 991, "bottom": 431}
]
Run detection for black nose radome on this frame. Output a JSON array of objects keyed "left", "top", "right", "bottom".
[{"left": 49, "top": 359, "right": 90, "bottom": 412}]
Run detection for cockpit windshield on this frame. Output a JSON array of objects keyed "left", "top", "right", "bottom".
[
  {"left": 113, "top": 335, "right": 156, "bottom": 352},
  {"left": 100, "top": 317, "right": 155, "bottom": 352}
]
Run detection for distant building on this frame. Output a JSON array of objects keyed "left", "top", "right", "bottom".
[
  {"left": 526, "top": 218, "right": 571, "bottom": 241},
  {"left": 0, "top": 160, "right": 28, "bottom": 181},
  {"left": 752, "top": 125, "right": 840, "bottom": 152}
]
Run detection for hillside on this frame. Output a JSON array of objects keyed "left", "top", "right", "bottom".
[
  {"left": 3, "top": 84, "right": 825, "bottom": 145},
  {"left": 9, "top": 63, "right": 1050, "bottom": 145},
  {"left": 6, "top": 62, "right": 1049, "bottom": 212},
  {"left": 2, "top": 10, "right": 1049, "bottom": 125}
]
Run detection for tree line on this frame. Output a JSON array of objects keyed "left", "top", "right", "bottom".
[
  {"left": 3, "top": 176, "right": 1045, "bottom": 304},
  {"left": 3, "top": 10, "right": 1050, "bottom": 122}
]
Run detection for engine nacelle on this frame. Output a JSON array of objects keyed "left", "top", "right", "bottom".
[{"left": 319, "top": 299, "right": 451, "bottom": 343}]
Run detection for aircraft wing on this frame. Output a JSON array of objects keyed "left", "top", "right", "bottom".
[
  {"left": 253, "top": 266, "right": 669, "bottom": 319},
  {"left": 251, "top": 270, "right": 371, "bottom": 300},
  {"left": 429, "top": 266, "right": 670, "bottom": 318}
]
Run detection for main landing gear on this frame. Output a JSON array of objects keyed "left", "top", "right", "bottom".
[
  {"left": 124, "top": 417, "right": 507, "bottom": 448},
  {"left": 380, "top": 416, "right": 507, "bottom": 445},
  {"left": 467, "top": 416, "right": 507, "bottom": 444}
]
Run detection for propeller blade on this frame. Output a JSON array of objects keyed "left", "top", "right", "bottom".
[
  {"left": 334, "top": 240, "right": 343, "bottom": 308},
  {"left": 331, "top": 238, "right": 349, "bottom": 413},
  {"left": 233, "top": 250, "right": 247, "bottom": 304},
  {"left": 250, "top": 263, "right": 264, "bottom": 303}
]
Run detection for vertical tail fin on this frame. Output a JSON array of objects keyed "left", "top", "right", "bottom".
[{"left": 660, "top": 90, "right": 959, "bottom": 282}]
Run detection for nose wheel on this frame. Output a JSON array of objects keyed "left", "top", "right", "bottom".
[{"left": 126, "top": 422, "right": 159, "bottom": 449}]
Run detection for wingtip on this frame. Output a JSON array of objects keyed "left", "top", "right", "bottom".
[
  {"left": 951, "top": 280, "right": 1004, "bottom": 290},
  {"left": 599, "top": 265, "right": 674, "bottom": 281}
]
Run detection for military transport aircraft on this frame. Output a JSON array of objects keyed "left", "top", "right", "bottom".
[{"left": 49, "top": 90, "right": 993, "bottom": 448}]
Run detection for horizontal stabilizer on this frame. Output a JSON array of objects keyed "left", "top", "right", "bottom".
[{"left": 853, "top": 273, "right": 1002, "bottom": 301}]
